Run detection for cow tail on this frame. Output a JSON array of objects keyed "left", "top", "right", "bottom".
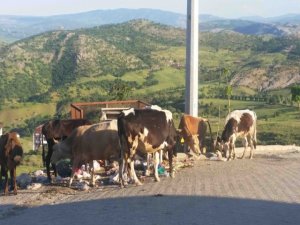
[
  {"left": 206, "top": 120, "right": 213, "bottom": 152},
  {"left": 253, "top": 120, "right": 257, "bottom": 150}
]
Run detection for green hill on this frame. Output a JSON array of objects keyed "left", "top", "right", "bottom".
[{"left": 0, "top": 20, "right": 300, "bottom": 147}]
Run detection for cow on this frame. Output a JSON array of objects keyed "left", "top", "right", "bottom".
[
  {"left": 0, "top": 132, "right": 23, "bottom": 195},
  {"left": 178, "top": 114, "right": 213, "bottom": 156},
  {"left": 51, "top": 120, "right": 120, "bottom": 186},
  {"left": 215, "top": 109, "right": 257, "bottom": 160},
  {"left": 117, "top": 107, "right": 177, "bottom": 187},
  {"left": 42, "top": 119, "right": 92, "bottom": 182}
]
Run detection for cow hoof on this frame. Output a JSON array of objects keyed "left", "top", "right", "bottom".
[
  {"left": 155, "top": 177, "right": 161, "bottom": 182},
  {"left": 145, "top": 170, "right": 151, "bottom": 176},
  {"left": 170, "top": 173, "right": 175, "bottom": 178},
  {"left": 135, "top": 181, "right": 143, "bottom": 186}
]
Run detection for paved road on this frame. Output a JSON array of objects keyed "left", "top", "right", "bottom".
[{"left": 1, "top": 147, "right": 300, "bottom": 225}]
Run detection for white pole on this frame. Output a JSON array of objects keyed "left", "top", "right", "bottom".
[{"left": 185, "top": 0, "right": 199, "bottom": 117}]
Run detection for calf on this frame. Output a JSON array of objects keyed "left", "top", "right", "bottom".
[
  {"left": 51, "top": 120, "right": 120, "bottom": 186},
  {"left": 118, "top": 107, "right": 177, "bottom": 186},
  {"left": 0, "top": 132, "right": 23, "bottom": 195},
  {"left": 216, "top": 109, "right": 257, "bottom": 160},
  {"left": 178, "top": 114, "right": 213, "bottom": 156}
]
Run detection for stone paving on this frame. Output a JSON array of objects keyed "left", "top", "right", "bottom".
[{"left": 1, "top": 147, "right": 300, "bottom": 224}]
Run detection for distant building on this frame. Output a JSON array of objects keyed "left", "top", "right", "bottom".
[{"left": 32, "top": 124, "right": 47, "bottom": 151}]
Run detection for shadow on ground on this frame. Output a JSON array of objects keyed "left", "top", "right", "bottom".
[{"left": 1, "top": 195, "right": 300, "bottom": 225}]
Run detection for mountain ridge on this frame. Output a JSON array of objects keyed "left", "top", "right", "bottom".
[{"left": 2, "top": 9, "right": 300, "bottom": 42}]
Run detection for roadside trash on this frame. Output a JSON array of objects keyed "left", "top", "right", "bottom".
[
  {"left": 27, "top": 183, "right": 42, "bottom": 190},
  {"left": 56, "top": 159, "right": 72, "bottom": 177},
  {"left": 158, "top": 164, "right": 165, "bottom": 175},
  {"left": 109, "top": 172, "right": 119, "bottom": 184},
  {"left": 33, "top": 170, "right": 44, "bottom": 176},
  {"left": 17, "top": 173, "right": 32, "bottom": 189},
  {"left": 35, "top": 175, "right": 48, "bottom": 183}
]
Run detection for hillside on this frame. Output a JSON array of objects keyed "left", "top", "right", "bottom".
[
  {"left": 0, "top": 20, "right": 300, "bottom": 147},
  {"left": 200, "top": 20, "right": 284, "bottom": 36},
  {"left": 0, "top": 9, "right": 186, "bottom": 42},
  {"left": 0, "top": 20, "right": 185, "bottom": 104},
  {"left": 1, "top": 20, "right": 300, "bottom": 107}
]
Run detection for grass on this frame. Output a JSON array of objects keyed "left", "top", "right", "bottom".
[
  {"left": 199, "top": 98, "right": 300, "bottom": 146},
  {"left": 18, "top": 150, "right": 44, "bottom": 176},
  {"left": 0, "top": 102, "right": 56, "bottom": 129}
]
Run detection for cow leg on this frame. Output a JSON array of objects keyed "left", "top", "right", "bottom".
[
  {"left": 0, "top": 166, "right": 2, "bottom": 189},
  {"left": 10, "top": 167, "right": 17, "bottom": 195},
  {"left": 145, "top": 153, "right": 151, "bottom": 176},
  {"left": 119, "top": 147, "right": 129, "bottom": 188},
  {"left": 4, "top": 168, "right": 8, "bottom": 195},
  {"left": 89, "top": 161, "right": 95, "bottom": 187},
  {"left": 154, "top": 151, "right": 160, "bottom": 182},
  {"left": 232, "top": 143, "right": 236, "bottom": 160},
  {"left": 129, "top": 158, "right": 142, "bottom": 185},
  {"left": 241, "top": 137, "right": 248, "bottom": 159},
  {"left": 249, "top": 136, "right": 254, "bottom": 159},
  {"left": 69, "top": 159, "right": 80, "bottom": 187},
  {"left": 45, "top": 139, "right": 54, "bottom": 183},
  {"left": 168, "top": 147, "right": 175, "bottom": 178},
  {"left": 227, "top": 144, "right": 232, "bottom": 161},
  {"left": 159, "top": 150, "right": 163, "bottom": 164}
]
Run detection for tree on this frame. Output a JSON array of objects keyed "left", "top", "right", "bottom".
[
  {"left": 225, "top": 85, "right": 233, "bottom": 113},
  {"left": 291, "top": 85, "right": 300, "bottom": 111},
  {"left": 222, "top": 68, "right": 233, "bottom": 113},
  {"left": 109, "top": 79, "right": 132, "bottom": 100}
]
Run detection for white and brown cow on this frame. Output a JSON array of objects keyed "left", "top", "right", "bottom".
[
  {"left": 216, "top": 109, "right": 257, "bottom": 160},
  {"left": 51, "top": 120, "right": 120, "bottom": 186},
  {"left": 117, "top": 107, "right": 177, "bottom": 186},
  {"left": 178, "top": 114, "right": 213, "bottom": 156}
]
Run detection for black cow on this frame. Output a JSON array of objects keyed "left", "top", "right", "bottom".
[
  {"left": 42, "top": 119, "right": 91, "bottom": 182},
  {"left": 117, "top": 107, "right": 177, "bottom": 186}
]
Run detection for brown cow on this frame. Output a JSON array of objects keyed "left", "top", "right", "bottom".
[
  {"left": 215, "top": 109, "right": 257, "bottom": 160},
  {"left": 0, "top": 132, "right": 23, "bottom": 195},
  {"left": 178, "top": 114, "right": 213, "bottom": 156},
  {"left": 51, "top": 120, "right": 120, "bottom": 186},
  {"left": 42, "top": 119, "right": 91, "bottom": 182},
  {"left": 118, "top": 107, "right": 177, "bottom": 186}
]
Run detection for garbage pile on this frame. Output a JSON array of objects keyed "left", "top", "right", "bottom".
[{"left": 14, "top": 151, "right": 223, "bottom": 192}]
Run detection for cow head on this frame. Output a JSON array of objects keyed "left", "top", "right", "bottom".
[
  {"left": 187, "top": 135, "right": 201, "bottom": 155},
  {"left": 176, "top": 129, "right": 201, "bottom": 155},
  {"left": 51, "top": 140, "right": 70, "bottom": 164},
  {"left": 5, "top": 132, "right": 23, "bottom": 166},
  {"left": 214, "top": 136, "right": 229, "bottom": 157}
]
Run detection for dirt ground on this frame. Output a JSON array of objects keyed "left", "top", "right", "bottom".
[{"left": 1, "top": 145, "right": 300, "bottom": 225}]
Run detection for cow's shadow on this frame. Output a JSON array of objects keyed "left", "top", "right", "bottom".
[{"left": 1, "top": 195, "right": 300, "bottom": 225}]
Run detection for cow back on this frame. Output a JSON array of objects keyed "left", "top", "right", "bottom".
[
  {"left": 118, "top": 108, "right": 177, "bottom": 153},
  {"left": 42, "top": 119, "right": 91, "bottom": 139},
  {"left": 72, "top": 120, "right": 120, "bottom": 161}
]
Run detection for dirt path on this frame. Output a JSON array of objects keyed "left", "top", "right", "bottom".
[{"left": 1, "top": 145, "right": 300, "bottom": 224}]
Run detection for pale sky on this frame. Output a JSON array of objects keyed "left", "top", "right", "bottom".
[{"left": 0, "top": 0, "right": 300, "bottom": 18}]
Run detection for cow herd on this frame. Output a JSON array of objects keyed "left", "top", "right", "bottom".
[{"left": 0, "top": 106, "right": 257, "bottom": 195}]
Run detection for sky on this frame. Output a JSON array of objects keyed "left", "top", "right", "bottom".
[{"left": 0, "top": 0, "right": 300, "bottom": 18}]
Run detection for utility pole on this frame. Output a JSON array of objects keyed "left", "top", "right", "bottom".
[{"left": 185, "top": 0, "right": 199, "bottom": 117}]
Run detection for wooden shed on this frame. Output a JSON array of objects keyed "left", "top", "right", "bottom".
[{"left": 70, "top": 100, "right": 150, "bottom": 121}]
